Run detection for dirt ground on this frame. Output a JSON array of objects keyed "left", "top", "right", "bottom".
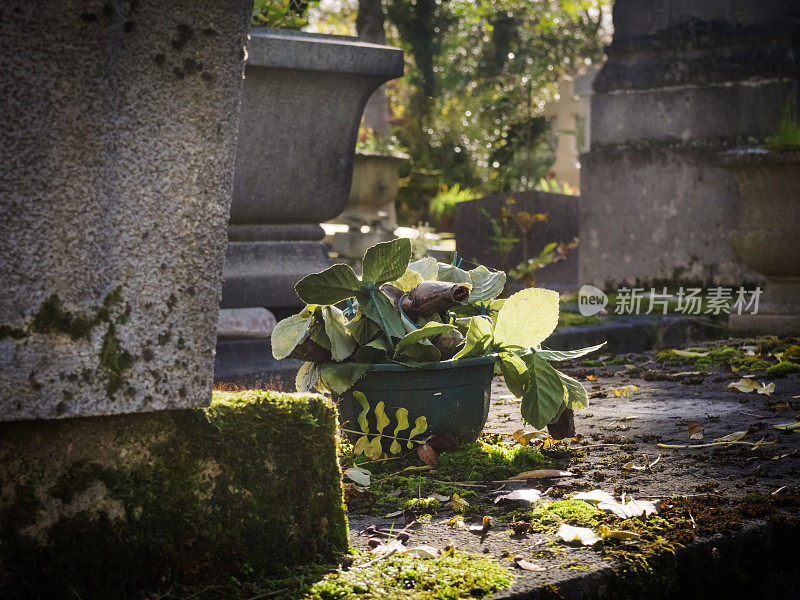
[{"left": 346, "top": 338, "right": 800, "bottom": 598}]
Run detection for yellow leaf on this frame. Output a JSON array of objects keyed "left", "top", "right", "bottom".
[
  {"left": 364, "top": 436, "right": 383, "bottom": 460},
  {"left": 407, "top": 416, "right": 428, "bottom": 449},
  {"left": 494, "top": 288, "right": 559, "bottom": 350},
  {"left": 727, "top": 378, "right": 760, "bottom": 393},
  {"left": 353, "top": 435, "right": 369, "bottom": 455},
  {"left": 374, "top": 401, "right": 390, "bottom": 435}
]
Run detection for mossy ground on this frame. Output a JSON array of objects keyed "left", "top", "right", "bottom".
[
  {"left": 655, "top": 338, "right": 800, "bottom": 376},
  {"left": 342, "top": 439, "right": 552, "bottom": 517}
]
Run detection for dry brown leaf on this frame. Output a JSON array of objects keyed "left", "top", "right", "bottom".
[
  {"left": 687, "top": 420, "right": 704, "bottom": 440},
  {"left": 514, "top": 556, "right": 546, "bottom": 571},
  {"left": 404, "top": 545, "right": 440, "bottom": 559},
  {"left": 416, "top": 443, "right": 439, "bottom": 470},
  {"left": 510, "top": 469, "right": 574, "bottom": 480}
]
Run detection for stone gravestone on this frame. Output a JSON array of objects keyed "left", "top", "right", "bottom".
[
  {"left": 0, "top": 4, "right": 349, "bottom": 597},
  {"left": 0, "top": 0, "right": 251, "bottom": 420},
  {"left": 454, "top": 191, "right": 580, "bottom": 291},
  {"left": 216, "top": 29, "right": 403, "bottom": 386},
  {"left": 579, "top": 0, "right": 799, "bottom": 289}
]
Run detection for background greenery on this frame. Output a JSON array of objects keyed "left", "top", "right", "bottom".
[{"left": 306, "top": 0, "right": 612, "bottom": 225}]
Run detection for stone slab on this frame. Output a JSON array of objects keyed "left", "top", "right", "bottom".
[
  {"left": 221, "top": 241, "right": 331, "bottom": 311},
  {"left": 0, "top": 0, "right": 252, "bottom": 421},
  {"left": 214, "top": 338, "right": 303, "bottom": 390},
  {"left": 217, "top": 307, "right": 277, "bottom": 339},
  {"left": 0, "top": 391, "right": 347, "bottom": 598},
  {"left": 346, "top": 338, "right": 800, "bottom": 599},
  {"left": 579, "top": 146, "right": 762, "bottom": 288},
  {"left": 454, "top": 192, "right": 580, "bottom": 290}
]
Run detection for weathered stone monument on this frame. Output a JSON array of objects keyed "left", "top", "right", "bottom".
[
  {"left": 216, "top": 29, "right": 404, "bottom": 385},
  {"left": 579, "top": 0, "right": 800, "bottom": 289},
  {"left": 0, "top": 4, "right": 347, "bottom": 597}
]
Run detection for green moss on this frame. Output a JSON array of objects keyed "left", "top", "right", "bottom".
[
  {"left": 0, "top": 325, "right": 25, "bottom": 340},
  {"left": 99, "top": 322, "right": 135, "bottom": 395},
  {"left": 657, "top": 344, "right": 777, "bottom": 372},
  {"left": 438, "top": 441, "right": 549, "bottom": 482},
  {"left": 0, "top": 390, "right": 348, "bottom": 600},
  {"left": 766, "top": 361, "right": 800, "bottom": 377},
  {"left": 305, "top": 550, "right": 512, "bottom": 600},
  {"left": 558, "top": 312, "right": 601, "bottom": 327},
  {"left": 524, "top": 500, "right": 600, "bottom": 532}
]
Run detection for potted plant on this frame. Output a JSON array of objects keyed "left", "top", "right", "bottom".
[
  {"left": 718, "top": 101, "right": 800, "bottom": 334},
  {"left": 271, "top": 238, "right": 603, "bottom": 458}
]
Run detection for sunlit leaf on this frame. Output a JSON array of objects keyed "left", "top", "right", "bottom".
[
  {"left": 271, "top": 313, "right": 312, "bottom": 360},
  {"left": 295, "top": 263, "right": 361, "bottom": 305},
  {"left": 362, "top": 238, "right": 412, "bottom": 285},
  {"left": 556, "top": 523, "right": 600, "bottom": 546},
  {"left": 495, "top": 288, "right": 559, "bottom": 350},
  {"left": 453, "top": 315, "right": 494, "bottom": 359}
]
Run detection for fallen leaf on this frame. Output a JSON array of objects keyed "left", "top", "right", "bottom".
[
  {"left": 416, "top": 444, "right": 439, "bottom": 470},
  {"left": 599, "top": 526, "right": 641, "bottom": 541},
  {"left": 399, "top": 465, "right": 431, "bottom": 475},
  {"left": 404, "top": 545, "right": 440, "bottom": 559},
  {"left": 514, "top": 556, "right": 546, "bottom": 571},
  {"left": 448, "top": 494, "right": 469, "bottom": 513},
  {"left": 448, "top": 517, "right": 468, "bottom": 530},
  {"left": 556, "top": 523, "right": 601, "bottom": 546},
  {"left": 757, "top": 382, "right": 776, "bottom": 396},
  {"left": 495, "top": 489, "right": 542, "bottom": 504},
  {"left": 510, "top": 469, "right": 574, "bottom": 480},
  {"left": 513, "top": 429, "right": 547, "bottom": 447},
  {"left": 425, "top": 433, "right": 458, "bottom": 452},
  {"left": 714, "top": 431, "right": 748, "bottom": 443},
  {"left": 773, "top": 422, "right": 800, "bottom": 431},
  {"left": 774, "top": 402, "right": 791, "bottom": 411},
  {"left": 428, "top": 493, "right": 451, "bottom": 503},
  {"left": 469, "top": 516, "right": 493, "bottom": 534},
  {"left": 672, "top": 349, "right": 710, "bottom": 358},
  {"left": 369, "top": 538, "right": 407, "bottom": 557},
  {"left": 598, "top": 499, "right": 659, "bottom": 519},
  {"left": 727, "top": 378, "right": 773, "bottom": 394},
  {"left": 687, "top": 420, "right": 704, "bottom": 440},
  {"left": 586, "top": 375, "right": 597, "bottom": 381},
  {"left": 572, "top": 490, "right": 616, "bottom": 505},
  {"left": 344, "top": 466, "right": 371, "bottom": 487}
]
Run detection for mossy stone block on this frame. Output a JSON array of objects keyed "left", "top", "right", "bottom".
[{"left": 0, "top": 390, "right": 348, "bottom": 599}]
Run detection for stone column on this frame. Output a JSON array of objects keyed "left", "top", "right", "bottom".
[
  {"left": 216, "top": 29, "right": 403, "bottom": 386},
  {"left": 579, "top": 0, "right": 799, "bottom": 289},
  {"left": 0, "top": 0, "right": 252, "bottom": 420}
]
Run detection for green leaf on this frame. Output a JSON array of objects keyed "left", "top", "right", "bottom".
[
  {"left": 495, "top": 288, "right": 559, "bottom": 350},
  {"left": 392, "top": 407, "right": 410, "bottom": 450},
  {"left": 362, "top": 238, "right": 412, "bottom": 284},
  {"left": 556, "top": 368, "right": 589, "bottom": 410},
  {"left": 358, "top": 289, "right": 406, "bottom": 340},
  {"left": 374, "top": 401, "right": 391, "bottom": 435},
  {"left": 394, "top": 322, "right": 455, "bottom": 357},
  {"left": 453, "top": 315, "right": 494, "bottom": 359},
  {"left": 520, "top": 353, "right": 568, "bottom": 429},
  {"left": 353, "top": 339, "right": 391, "bottom": 363},
  {"left": 295, "top": 361, "right": 321, "bottom": 393},
  {"left": 320, "top": 305, "right": 356, "bottom": 361},
  {"left": 353, "top": 391, "right": 370, "bottom": 433},
  {"left": 396, "top": 343, "right": 441, "bottom": 364},
  {"left": 364, "top": 436, "right": 383, "bottom": 460},
  {"left": 437, "top": 263, "right": 471, "bottom": 284},
  {"left": 407, "top": 416, "right": 428, "bottom": 448},
  {"left": 271, "top": 313, "right": 312, "bottom": 360},
  {"left": 408, "top": 256, "right": 439, "bottom": 280},
  {"left": 498, "top": 351, "right": 528, "bottom": 397},
  {"left": 295, "top": 263, "right": 362, "bottom": 305},
  {"left": 468, "top": 265, "right": 506, "bottom": 302},
  {"left": 347, "top": 311, "right": 381, "bottom": 346},
  {"left": 319, "top": 363, "right": 371, "bottom": 395},
  {"left": 392, "top": 269, "right": 424, "bottom": 293},
  {"left": 536, "top": 343, "right": 606, "bottom": 362},
  {"left": 353, "top": 435, "right": 369, "bottom": 455}
]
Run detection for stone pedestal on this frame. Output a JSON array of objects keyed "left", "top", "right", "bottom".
[
  {"left": 216, "top": 29, "right": 403, "bottom": 385},
  {"left": 0, "top": 0, "right": 252, "bottom": 420},
  {"left": 719, "top": 151, "right": 800, "bottom": 335},
  {"left": 579, "top": 0, "right": 799, "bottom": 289}
]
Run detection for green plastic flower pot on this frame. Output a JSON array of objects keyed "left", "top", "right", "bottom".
[{"left": 336, "top": 355, "right": 496, "bottom": 449}]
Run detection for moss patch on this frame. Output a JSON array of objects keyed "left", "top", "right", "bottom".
[
  {"left": 305, "top": 550, "right": 512, "bottom": 600},
  {"left": 766, "top": 361, "right": 800, "bottom": 377},
  {"left": 656, "top": 342, "right": 783, "bottom": 372},
  {"left": 0, "top": 390, "right": 348, "bottom": 600}
]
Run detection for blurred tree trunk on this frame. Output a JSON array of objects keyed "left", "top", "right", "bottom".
[{"left": 357, "top": 0, "right": 390, "bottom": 135}]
